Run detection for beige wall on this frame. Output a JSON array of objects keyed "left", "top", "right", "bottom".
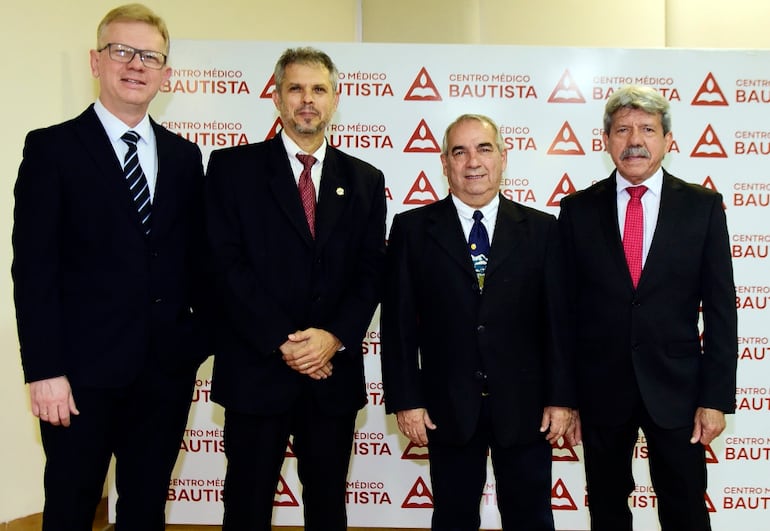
[{"left": 2, "top": 0, "right": 768, "bottom": 523}]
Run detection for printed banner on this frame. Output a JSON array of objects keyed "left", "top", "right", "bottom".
[{"left": 110, "top": 41, "right": 770, "bottom": 530}]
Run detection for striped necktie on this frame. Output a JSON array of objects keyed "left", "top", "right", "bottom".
[{"left": 121, "top": 130, "right": 152, "bottom": 236}]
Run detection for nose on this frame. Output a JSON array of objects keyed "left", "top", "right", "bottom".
[
  {"left": 127, "top": 52, "right": 144, "bottom": 69},
  {"left": 629, "top": 126, "right": 644, "bottom": 145},
  {"left": 467, "top": 149, "right": 482, "bottom": 166}
]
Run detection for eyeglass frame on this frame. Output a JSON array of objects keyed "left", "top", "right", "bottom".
[{"left": 97, "top": 43, "right": 168, "bottom": 70}]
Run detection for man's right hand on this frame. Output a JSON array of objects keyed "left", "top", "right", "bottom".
[
  {"left": 29, "top": 376, "right": 79, "bottom": 427},
  {"left": 396, "top": 408, "right": 437, "bottom": 445}
]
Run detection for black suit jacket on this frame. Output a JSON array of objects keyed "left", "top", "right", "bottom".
[
  {"left": 13, "top": 105, "right": 209, "bottom": 388},
  {"left": 381, "top": 195, "right": 575, "bottom": 446},
  {"left": 205, "top": 134, "right": 386, "bottom": 416},
  {"left": 558, "top": 170, "right": 737, "bottom": 429}
]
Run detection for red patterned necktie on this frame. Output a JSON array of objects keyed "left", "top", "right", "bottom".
[
  {"left": 623, "top": 185, "right": 648, "bottom": 288},
  {"left": 296, "top": 154, "right": 317, "bottom": 238}
]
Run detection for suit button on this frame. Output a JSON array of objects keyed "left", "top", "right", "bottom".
[
  {"left": 477, "top": 325, "right": 486, "bottom": 334},
  {"left": 474, "top": 370, "right": 487, "bottom": 381},
  {"left": 153, "top": 298, "right": 163, "bottom": 303},
  {"left": 151, "top": 250, "right": 159, "bottom": 258},
  {"left": 632, "top": 299, "right": 641, "bottom": 307}
]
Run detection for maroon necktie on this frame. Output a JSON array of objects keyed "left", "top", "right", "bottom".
[
  {"left": 623, "top": 185, "right": 648, "bottom": 288},
  {"left": 296, "top": 154, "right": 317, "bottom": 238}
]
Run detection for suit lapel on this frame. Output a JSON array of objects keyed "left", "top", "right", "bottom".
[
  {"left": 74, "top": 107, "right": 148, "bottom": 236},
  {"left": 149, "top": 120, "right": 178, "bottom": 239},
  {"left": 315, "top": 148, "right": 347, "bottom": 249},
  {"left": 637, "top": 171, "right": 681, "bottom": 290},
  {"left": 426, "top": 197, "right": 477, "bottom": 281},
  {"left": 596, "top": 172, "right": 633, "bottom": 287},
  {"left": 266, "top": 136, "right": 315, "bottom": 244},
  {"left": 484, "top": 196, "right": 524, "bottom": 280}
]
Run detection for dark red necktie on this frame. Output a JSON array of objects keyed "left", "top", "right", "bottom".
[
  {"left": 296, "top": 154, "right": 317, "bottom": 238},
  {"left": 623, "top": 185, "right": 648, "bottom": 288}
]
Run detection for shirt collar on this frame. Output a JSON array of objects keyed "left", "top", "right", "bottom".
[
  {"left": 94, "top": 99, "right": 152, "bottom": 146},
  {"left": 616, "top": 167, "right": 664, "bottom": 198},
  {"left": 451, "top": 193, "right": 500, "bottom": 221},
  {"left": 280, "top": 130, "right": 327, "bottom": 165}
]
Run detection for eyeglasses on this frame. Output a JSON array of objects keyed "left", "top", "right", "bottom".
[{"left": 98, "top": 43, "right": 167, "bottom": 70}]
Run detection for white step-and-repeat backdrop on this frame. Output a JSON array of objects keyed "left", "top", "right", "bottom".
[{"left": 113, "top": 41, "right": 770, "bottom": 530}]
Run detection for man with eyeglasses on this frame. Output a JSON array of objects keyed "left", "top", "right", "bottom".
[{"left": 12, "top": 4, "right": 209, "bottom": 530}]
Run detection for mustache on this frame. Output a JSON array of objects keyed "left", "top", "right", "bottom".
[
  {"left": 621, "top": 146, "right": 651, "bottom": 159},
  {"left": 296, "top": 105, "right": 319, "bottom": 115}
]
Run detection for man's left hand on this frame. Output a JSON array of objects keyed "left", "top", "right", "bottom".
[
  {"left": 540, "top": 406, "right": 573, "bottom": 444},
  {"left": 690, "top": 407, "right": 726, "bottom": 445},
  {"left": 281, "top": 327, "right": 341, "bottom": 376}
]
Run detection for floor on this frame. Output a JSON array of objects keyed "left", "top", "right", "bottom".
[{"left": 3, "top": 498, "right": 428, "bottom": 531}]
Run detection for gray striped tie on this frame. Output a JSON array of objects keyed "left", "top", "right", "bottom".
[{"left": 121, "top": 130, "right": 152, "bottom": 235}]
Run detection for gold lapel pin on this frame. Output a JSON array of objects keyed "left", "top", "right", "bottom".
[{"left": 336, "top": 187, "right": 345, "bottom": 196}]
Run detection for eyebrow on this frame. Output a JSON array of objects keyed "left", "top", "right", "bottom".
[{"left": 451, "top": 141, "right": 494, "bottom": 154}]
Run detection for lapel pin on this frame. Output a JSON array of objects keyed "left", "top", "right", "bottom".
[{"left": 336, "top": 187, "right": 345, "bottom": 196}]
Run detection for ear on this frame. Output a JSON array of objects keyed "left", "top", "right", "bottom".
[
  {"left": 161, "top": 65, "right": 172, "bottom": 84},
  {"left": 89, "top": 49, "right": 100, "bottom": 78}
]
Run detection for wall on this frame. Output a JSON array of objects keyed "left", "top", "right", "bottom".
[{"left": 1, "top": 0, "right": 768, "bottom": 522}]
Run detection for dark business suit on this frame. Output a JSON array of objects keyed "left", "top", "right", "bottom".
[
  {"left": 381, "top": 194, "right": 574, "bottom": 530},
  {"left": 12, "top": 105, "right": 208, "bottom": 530},
  {"left": 205, "top": 133, "right": 386, "bottom": 530},
  {"left": 558, "top": 170, "right": 737, "bottom": 531}
]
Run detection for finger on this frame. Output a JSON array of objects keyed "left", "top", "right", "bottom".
[{"left": 69, "top": 395, "right": 80, "bottom": 416}]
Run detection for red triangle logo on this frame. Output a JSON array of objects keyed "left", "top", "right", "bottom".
[
  {"left": 402, "top": 477, "right": 434, "bottom": 508},
  {"left": 260, "top": 74, "right": 276, "bottom": 99},
  {"left": 273, "top": 475, "right": 300, "bottom": 507},
  {"left": 690, "top": 125, "right": 728, "bottom": 158},
  {"left": 401, "top": 440, "right": 430, "bottom": 460},
  {"left": 548, "top": 69, "right": 586, "bottom": 103},
  {"left": 404, "top": 171, "right": 441, "bottom": 205},
  {"left": 551, "top": 437, "right": 580, "bottom": 462},
  {"left": 691, "top": 73, "right": 728, "bottom": 106},
  {"left": 404, "top": 119, "right": 441, "bottom": 153},
  {"left": 551, "top": 478, "right": 578, "bottom": 510},
  {"left": 265, "top": 118, "right": 283, "bottom": 140},
  {"left": 704, "top": 444, "right": 719, "bottom": 464},
  {"left": 702, "top": 176, "right": 719, "bottom": 192},
  {"left": 705, "top": 492, "right": 717, "bottom": 513},
  {"left": 404, "top": 67, "right": 442, "bottom": 101},
  {"left": 547, "top": 122, "right": 585, "bottom": 155},
  {"left": 702, "top": 176, "right": 727, "bottom": 209},
  {"left": 546, "top": 173, "right": 578, "bottom": 207}
]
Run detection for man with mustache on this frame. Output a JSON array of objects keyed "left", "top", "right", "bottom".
[
  {"left": 205, "top": 47, "right": 386, "bottom": 531},
  {"left": 559, "top": 85, "right": 737, "bottom": 531}
]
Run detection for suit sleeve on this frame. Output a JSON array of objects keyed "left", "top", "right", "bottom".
[
  {"left": 380, "top": 214, "right": 425, "bottom": 413},
  {"left": 542, "top": 214, "right": 577, "bottom": 408},
  {"left": 12, "top": 130, "right": 65, "bottom": 383},
  {"left": 325, "top": 167, "right": 387, "bottom": 356},
  {"left": 204, "top": 149, "right": 299, "bottom": 356},
  {"left": 699, "top": 193, "right": 738, "bottom": 413}
]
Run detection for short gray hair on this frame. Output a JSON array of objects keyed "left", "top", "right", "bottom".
[
  {"left": 603, "top": 85, "right": 671, "bottom": 135},
  {"left": 274, "top": 47, "right": 339, "bottom": 93},
  {"left": 442, "top": 114, "right": 505, "bottom": 155}
]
